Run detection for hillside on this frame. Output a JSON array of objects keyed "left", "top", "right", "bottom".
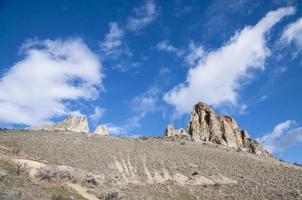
[{"left": 0, "top": 129, "right": 301, "bottom": 200}]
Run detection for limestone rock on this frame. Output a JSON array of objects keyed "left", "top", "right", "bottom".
[
  {"left": 188, "top": 102, "right": 271, "bottom": 156},
  {"left": 164, "top": 123, "right": 188, "bottom": 137},
  {"left": 30, "top": 115, "right": 89, "bottom": 133},
  {"left": 93, "top": 125, "right": 108, "bottom": 136},
  {"left": 165, "top": 102, "right": 271, "bottom": 157}
]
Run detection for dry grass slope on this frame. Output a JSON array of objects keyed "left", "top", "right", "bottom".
[{"left": 0, "top": 129, "right": 301, "bottom": 200}]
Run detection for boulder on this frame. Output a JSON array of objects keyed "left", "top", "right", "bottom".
[
  {"left": 93, "top": 125, "right": 108, "bottom": 136},
  {"left": 30, "top": 115, "right": 89, "bottom": 133}
]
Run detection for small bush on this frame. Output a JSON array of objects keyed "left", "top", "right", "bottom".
[
  {"left": 0, "top": 170, "right": 8, "bottom": 182},
  {"left": 85, "top": 174, "right": 97, "bottom": 185},
  {"left": 36, "top": 166, "right": 71, "bottom": 181},
  {"left": 192, "top": 171, "right": 198, "bottom": 176},
  {"left": 12, "top": 148, "right": 20, "bottom": 155},
  {"left": 16, "top": 163, "right": 30, "bottom": 176},
  {"left": 139, "top": 136, "right": 149, "bottom": 141},
  {"left": 101, "top": 192, "right": 122, "bottom": 200}
]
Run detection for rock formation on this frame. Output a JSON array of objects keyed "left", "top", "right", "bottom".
[
  {"left": 164, "top": 123, "right": 188, "bottom": 137},
  {"left": 30, "top": 115, "right": 89, "bottom": 133},
  {"left": 165, "top": 102, "right": 271, "bottom": 157},
  {"left": 93, "top": 125, "right": 108, "bottom": 136}
]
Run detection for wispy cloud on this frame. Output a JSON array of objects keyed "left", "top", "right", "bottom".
[
  {"left": 126, "top": 0, "right": 159, "bottom": 32},
  {"left": 281, "top": 17, "right": 302, "bottom": 52},
  {"left": 106, "top": 87, "right": 160, "bottom": 137},
  {"left": 164, "top": 7, "right": 295, "bottom": 115},
  {"left": 0, "top": 38, "right": 103, "bottom": 126},
  {"left": 100, "top": 22, "right": 123, "bottom": 55},
  {"left": 184, "top": 41, "right": 206, "bottom": 67},
  {"left": 100, "top": 22, "right": 131, "bottom": 59},
  {"left": 156, "top": 40, "right": 184, "bottom": 57},
  {"left": 89, "top": 106, "right": 105, "bottom": 123},
  {"left": 257, "top": 120, "right": 302, "bottom": 153}
]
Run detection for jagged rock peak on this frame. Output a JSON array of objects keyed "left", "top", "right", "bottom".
[
  {"left": 164, "top": 102, "right": 271, "bottom": 157},
  {"left": 164, "top": 123, "right": 188, "bottom": 137},
  {"left": 93, "top": 125, "right": 108, "bottom": 136},
  {"left": 30, "top": 115, "right": 89, "bottom": 133},
  {"left": 189, "top": 102, "right": 271, "bottom": 156}
]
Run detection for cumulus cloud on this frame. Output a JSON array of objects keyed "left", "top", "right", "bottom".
[
  {"left": 164, "top": 7, "right": 295, "bottom": 115},
  {"left": 89, "top": 106, "right": 105, "bottom": 122},
  {"left": 127, "top": 0, "right": 159, "bottom": 32},
  {"left": 257, "top": 120, "right": 302, "bottom": 153},
  {"left": 281, "top": 17, "right": 302, "bottom": 50},
  {"left": 0, "top": 38, "right": 103, "bottom": 126}
]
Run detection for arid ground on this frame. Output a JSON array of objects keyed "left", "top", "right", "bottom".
[{"left": 0, "top": 130, "right": 301, "bottom": 200}]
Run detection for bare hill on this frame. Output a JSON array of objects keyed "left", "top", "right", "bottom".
[{"left": 0, "top": 130, "right": 301, "bottom": 200}]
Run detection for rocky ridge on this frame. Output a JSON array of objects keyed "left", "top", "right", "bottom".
[
  {"left": 30, "top": 115, "right": 110, "bottom": 136},
  {"left": 165, "top": 102, "right": 271, "bottom": 157},
  {"left": 30, "top": 115, "right": 89, "bottom": 134}
]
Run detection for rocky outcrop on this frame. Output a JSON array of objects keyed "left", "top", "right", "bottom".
[
  {"left": 30, "top": 115, "right": 89, "bottom": 133},
  {"left": 164, "top": 124, "right": 188, "bottom": 137},
  {"left": 165, "top": 102, "right": 271, "bottom": 157},
  {"left": 93, "top": 125, "right": 108, "bottom": 136}
]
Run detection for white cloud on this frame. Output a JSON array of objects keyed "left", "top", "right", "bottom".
[
  {"left": 281, "top": 17, "right": 302, "bottom": 50},
  {"left": 257, "top": 120, "right": 302, "bottom": 153},
  {"left": 100, "top": 22, "right": 125, "bottom": 57},
  {"left": 185, "top": 42, "right": 206, "bottom": 67},
  {"left": 164, "top": 7, "right": 295, "bottom": 115},
  {"left": 126, "top": 87, "right": 159, "bottom": 129},
  {"left": 156, "top": 40, "right": 184, "bottom": 57},
  {"left": 89, "top": 106, "right": 105, "bottom": 122},
  {"left": 127, "top": 0, "right": 159, "bottom": 32},
  {"left": 105, "top": 123, "right": 126, "bottom": 136},
  {"left": 0, "top": 38, "right": 103, "bottom": 126}
]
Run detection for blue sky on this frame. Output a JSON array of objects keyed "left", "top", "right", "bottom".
[{"left": 0, "top": 0, "right": 302, "bottom": 163}]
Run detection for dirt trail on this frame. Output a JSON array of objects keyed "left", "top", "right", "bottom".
[{"left": 66, "top": 183, "right": 99, "bottom": 200}]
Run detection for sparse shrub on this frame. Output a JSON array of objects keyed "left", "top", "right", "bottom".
[
  {"left": 37, "top": 166, "right": 57, "bottom": 181},
  {"left": 101, "top": 192, "right": 122, "bottom": 200},
  {"left": 0, "top": 170, "right": 8, "bottom": 182},
  {"left": 180, "top": 142, "right": 186, "bottom": 145},
  {"left": 12, "top": 148, "right": 20, "bottom": 155},
  {"left": 85, "top": 174, "right": 97, "bottom": 185},
  {"left": 192, "top": 171, "right": 198, "bottom": 176},
  {"left": 140, "top": 136, "right": 149, "bottom": 141},
  {"left": 16, "top": 163, "right": 30, "bottom": 176},
  {"left": 213, "top": 183, "right": 220, "bottom": 187},
  {"left": 36, "top": 166, "right": 71, "bottom": 181}
]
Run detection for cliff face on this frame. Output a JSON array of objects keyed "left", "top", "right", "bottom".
[
  {"left": 30, "top": 115, "right": 89, "bottom": 133},
  {"left": 165, "top": 102, "right": 271, "bottom": 157}
]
